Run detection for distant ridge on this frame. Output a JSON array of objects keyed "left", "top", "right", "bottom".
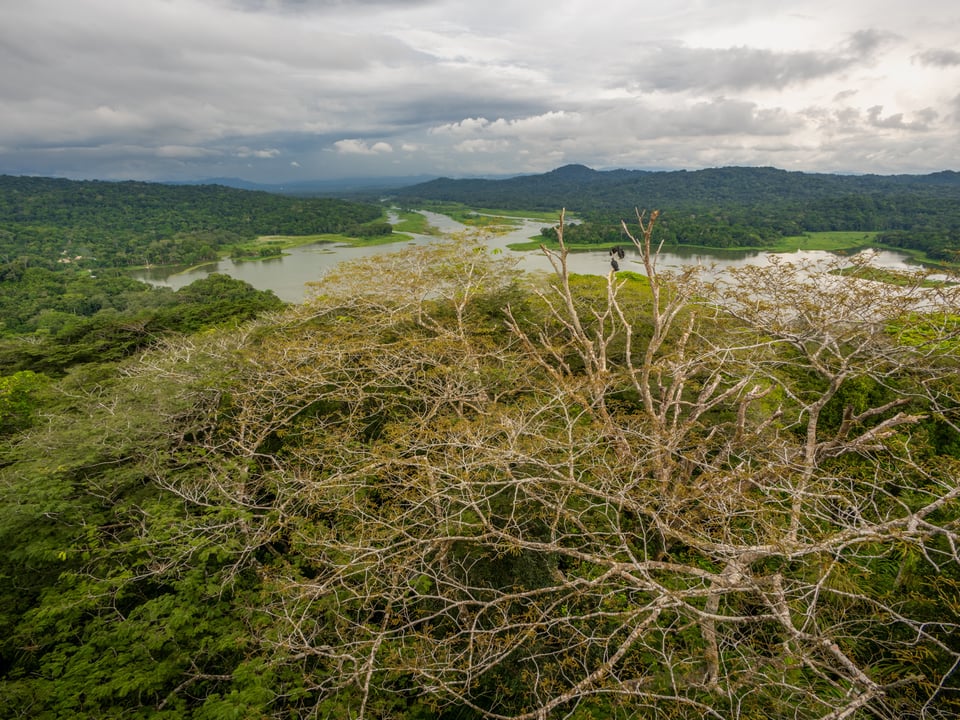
[
  {"left": 170, "top": 174, "right": 439, "bottom": 196},
  {"left": 0, "top": 173, "right": 384, "bottom": 242},
  {"left": 394, "top": 164, "right": 960, "bottom": 213}
]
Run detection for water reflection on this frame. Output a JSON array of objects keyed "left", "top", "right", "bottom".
[{"left": 131, "top": 211, "right": 931, "bottom": 303}]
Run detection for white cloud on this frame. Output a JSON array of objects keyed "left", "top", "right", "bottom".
[
  {"left": 332, "top": 139, "right": 394, "bottom": 155},
  {"left": 235, "top": 147, "right": 282, "bottom": 158},
  {"left": 431, "top": 117, "right": 493, "bottom": 136}
]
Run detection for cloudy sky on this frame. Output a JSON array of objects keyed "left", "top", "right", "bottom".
[{"left": 2, "top": 0, "right": 959, "bottom": 183}]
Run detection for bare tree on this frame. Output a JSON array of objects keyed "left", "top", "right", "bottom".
[{"left": 143, "top": 219, "right": 960, "bottom": 719}]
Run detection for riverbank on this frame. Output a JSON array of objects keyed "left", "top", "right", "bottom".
[
  {"left": 224, "top": 208, "right": 439, "bottom": 260},
  {"left": 409, "top": 207, "right": 960, "bottom": 276},
  {"left": 127, "top": 232, "right": 417, "bottom": 276},
  {"left": 506, "top": 230, "right": 882, "bottom": 253},
  {"left": 831, "top": 265, "right": 953, "bottom": 287},
  {"left": 409, "top": 202, "right": 567, "bottom": 225}
]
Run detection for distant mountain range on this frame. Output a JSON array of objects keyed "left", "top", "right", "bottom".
[
  {"left": 392, "top": 164, "right": 960, "bottom": 215},
  {"left": 171, "top": 175, "right": 440, "bottom": 196},
  {"left": 5, "top": 165, "right": 957, "bottom": 258}
]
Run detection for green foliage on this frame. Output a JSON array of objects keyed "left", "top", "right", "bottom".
[
  {"left": 156, "top": 274, "right": 284, "bottom": 333},
  {"left": 0, "top": 174, "right": 384, "bottom": 269},
  {"left": 0, "top": 370, "right": 48, "bottom": 436},
  {"left": 878, "top": 228, "right": 960, "bottom": 263},
  {"left": 0, "top": 274, "right": 282, "bottom": 376},
  {"left": 0, "top": 352, "right": 279, "bottom": 719},
  {"left": 346, "top": 220, "right": 394, "bottom": 238},
  {"left": 398, "top": 165, "right": 960, "bottom": 255},
  {"left": 2, "top": 232, "right": 960, "bottom": 719}
]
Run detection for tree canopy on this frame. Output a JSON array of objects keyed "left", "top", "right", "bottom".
[
  {"left": 2, "top": 215, "right": 959, "bottom": 719},
  {"left": 0, "top": 174, "right": 385, "bottom": 268},
  {"left": 0, "top": 174, "right": 391, "bottom": 378},
  {"left": 396, "top": 165, "right": 960, "bottom": 255}
]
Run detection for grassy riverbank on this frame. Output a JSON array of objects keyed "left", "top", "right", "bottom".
[
  {"left": 509, "top": 230, "right": 881, "bottom": 253},
  {"left": 413, "top": 202, "right": 568, "bottom": 225},
  {"left": 227, "top": 207, "right": 429, "bottom": 261},
  {"left": 229, "top": 229, "right": 415, "bottom": 261},
  {"left": 765, "top": 231, "right": 878, "bottom": 252},
  {"left": 389, "top": 209, "right": 442, "bottom": 235}
]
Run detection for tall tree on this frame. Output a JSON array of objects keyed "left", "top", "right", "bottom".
[{"left": 137, "top": 218, "right": 960, "bottom": 718}]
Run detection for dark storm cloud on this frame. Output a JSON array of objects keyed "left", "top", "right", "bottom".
[
  {"left": 950, "top": 94, "right": 960, "bottom": 124},
  {"left": 0, "top": 0, "right": 435, "bottom": 151},
  {"left": 627, "top": 29, "right": 896, "bottom": 93},
  {"left": 845, "top": 28, "right": 897, "bottom": 56},
  {"left": 657, "top": 98, "right": 800, "bottom": 136},
  {"left": 378, "top": 94, "right": 554, "bottom": 129},
  {"left": 867, "top": 105, "right": 933, "bottom": 131},
  {"left": 914, "top": 49, "right": 960, "bottom": 67},
  {"left": 632, "top": 45, "right": 847, "bottom": 91}
]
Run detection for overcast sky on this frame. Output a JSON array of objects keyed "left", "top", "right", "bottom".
[{"left": 2, "top": 0, "right": 959, "bottom": 183}]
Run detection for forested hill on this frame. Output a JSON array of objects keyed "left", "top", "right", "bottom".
[
  {"left": 0, "top": 175, "right": 384, "bottom": 375},
  {"left": 398, "top": 164, "right": 960, "bottom": 257},
  {"left": 395, "top": 164, "right": 960, "bottom": 213},
  {"left": 0, "top": 174, "right": 383, "bottom": 267}
]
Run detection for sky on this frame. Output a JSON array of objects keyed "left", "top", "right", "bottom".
[{"left": 2, "top": 0, "right": 959, "bottom": 183}]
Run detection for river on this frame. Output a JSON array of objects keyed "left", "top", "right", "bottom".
[{"left": 131, "top": 211, "right": 930, "bottom": 303}]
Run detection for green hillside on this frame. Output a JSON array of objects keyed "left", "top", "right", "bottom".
[
  {"left": 0, "top": 174, "right": 385, "bottom": 267},
  {"left": 397, "top": 164, "right": 960, "bottom": 258},
  {"left": 397, "top": 163, "right": 960, "bottom": 212}
]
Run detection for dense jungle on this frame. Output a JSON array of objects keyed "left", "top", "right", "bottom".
[{"left": 1, "top": 172, "right": 959, "bottom": 719}]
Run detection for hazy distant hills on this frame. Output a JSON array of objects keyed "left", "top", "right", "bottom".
[
  {"left": 393, "top": 164, "right": 960, "bottom": 214},
  {"left": 176, "top": 174, "right": 440, "bottom": 196}
]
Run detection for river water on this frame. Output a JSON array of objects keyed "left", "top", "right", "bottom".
[{"left": 131, "top": 211, "right": 929, "bottom": 303}]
